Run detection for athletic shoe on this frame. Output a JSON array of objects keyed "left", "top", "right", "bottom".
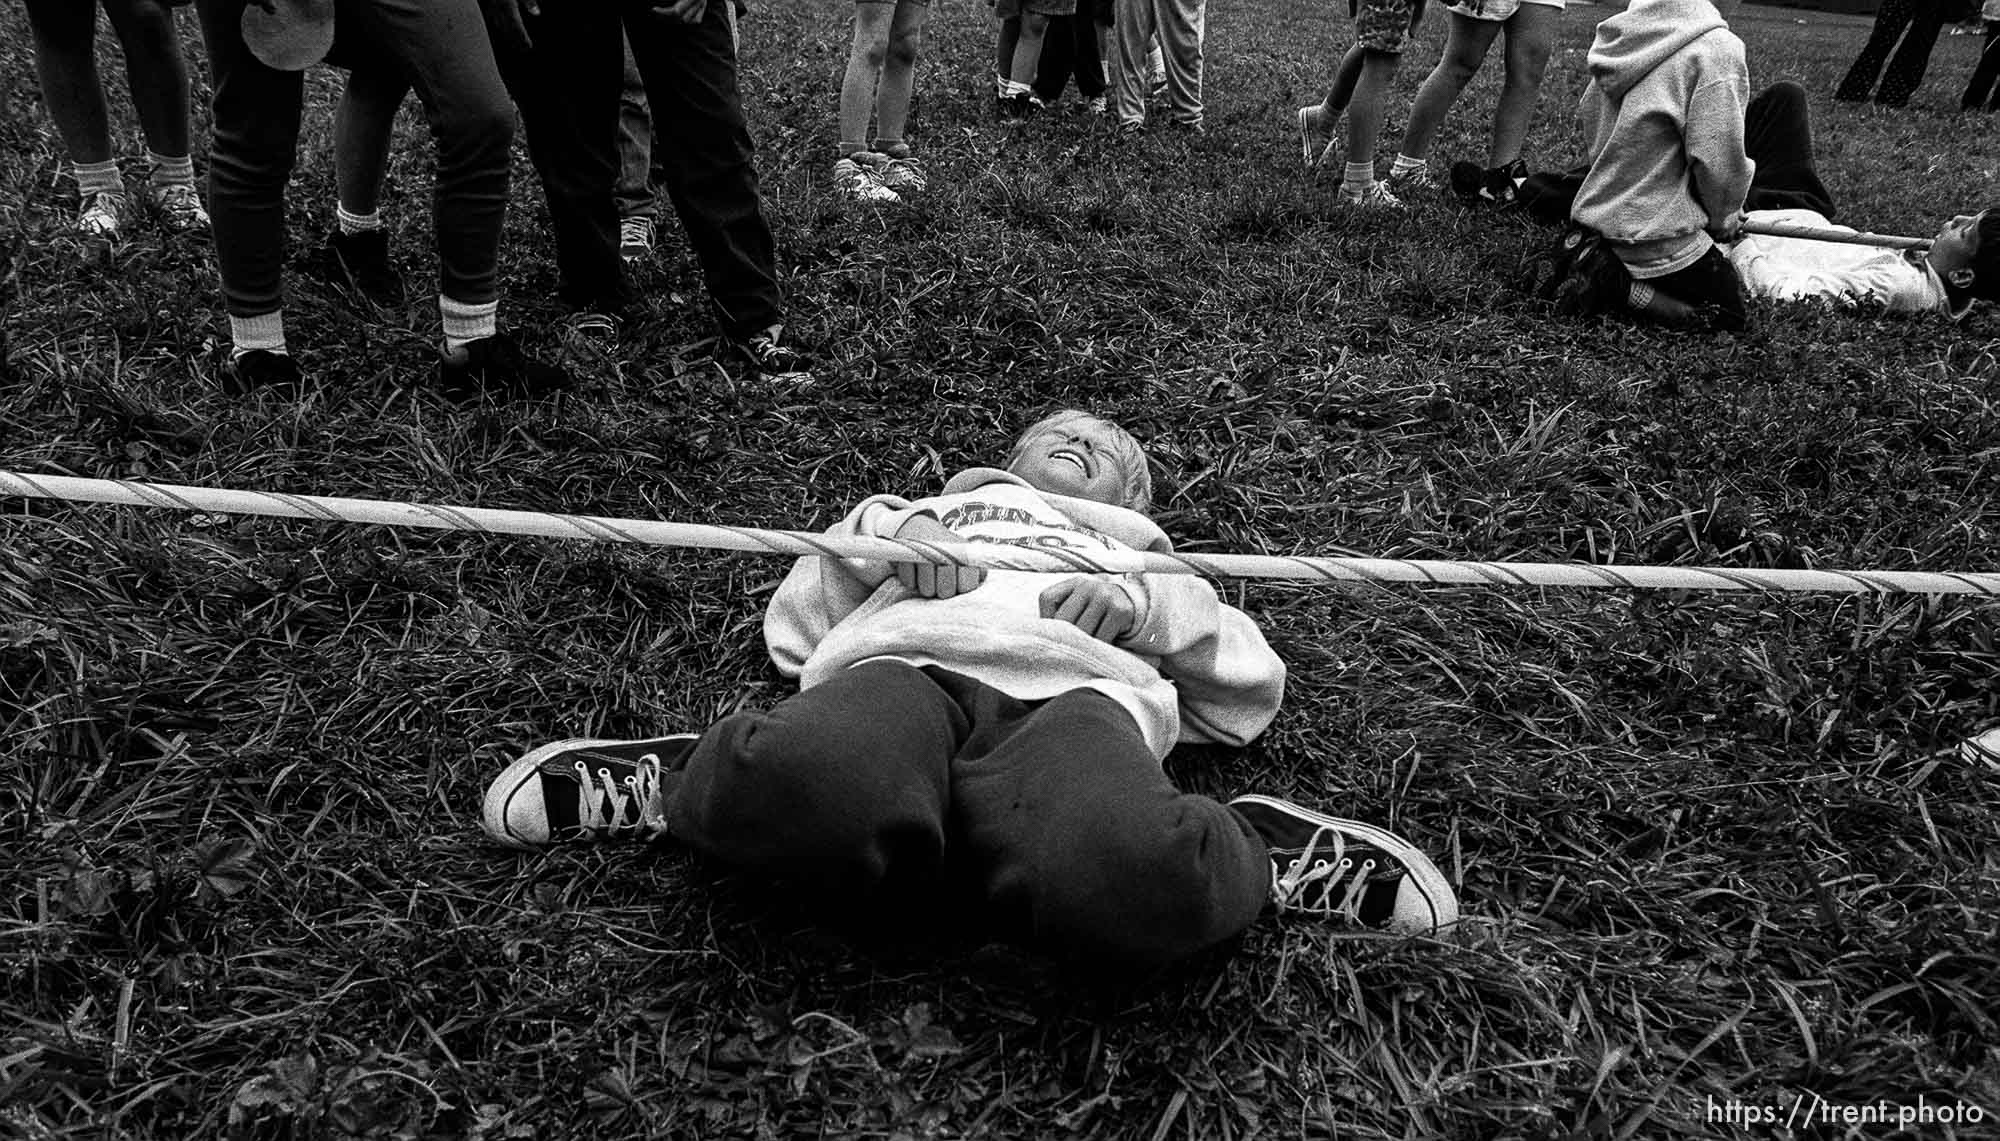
[
  {"left": 877, "top": 156, "right": 927, "bottom": 194},
  {"left": 1553, "top": 230, "right": 1630, "bottom": 318},
  {"left": 148, "top": 183, "right": 210, "bottom": 232},
  {"left": 76, "top": 191, "right": 124, "bottom": 240},
  {"left": 561, "top": 310, "right": 620, "bottom": 352},
  {"left": 223, "top": 349, "right": 302, "bottom": 396},
  {"left": 1386, "top": 164, "right": 1442, "bottom": 195},
  {"left": 1963, "top": 727, "right": 2000, "bottom": 772},
  {"left": 1297, "top": 105, "right": 1339, "bottom": 169},
  {"left": 1115, "top": 119, "right": 1145, "bottom": 142},
  {"left": 437, "top": 334, "right": 574, "bottom": 400},
  {"left": 1000, "top": 91, "right": 1045, "bottom": 121},
  {"left": 1452, "top": 158, "right": 1528, "bottom": 208},
  {"left": 1338, "top": 181, "right": 1404, "bottom": 209},
  {"left": 832, "top": 156, "right": 900, "bottom": 204},
  {"left": 728, "top": 323, "right": 812, "bottom": 383},
  {"left": 1086, "top": 95, "right": 1109, "bottom": 115},
  {"left": 482, "top": 735, "right": 698, "bottom": 850},
  {"left": 327, "top": 229, "right": 406, "bottom": 312},
  {"left": 1229, "top": 794, "right": 1458, "bottom": 935},
  {"left": 619, "top": 215, "right": 655, "bottom": 265}
]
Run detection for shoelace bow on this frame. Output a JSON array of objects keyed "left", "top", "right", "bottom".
[
  {"left": 1271, "top": 825, "right": 1380, "bottom": 923},
  {"left": 569, "top": 754, "right": 668, "bottom": 839}
]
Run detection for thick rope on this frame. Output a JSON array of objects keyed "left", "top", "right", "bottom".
[{"left": 3, "top": 471, "right": 1996, "bottom": 595}]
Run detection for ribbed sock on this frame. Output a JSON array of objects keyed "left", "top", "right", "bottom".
[
  {"left": 837, "top": 141, "right": 865, "bottom": 157},
  {"left": 73, "top": 159, "right": 123, "bottom": 199},
  {"left": 230, "top": 311, "right": 287, "bottom": 358},
  {"left": 1389, "top": 154, "right": 1426, "bottom": 179},
  {"left": 1342, "top": 160, "right": 1376, "bottom": 193},
  {"left": 1627, "top": 281, "right": 1655, "bottom": 310},
  {"left": 146, "top": 152, "right": 195, "bottom": 189},
  {"left": 440, "top": 296, "right": 498, "bottom": 356},
  {"left": 336, "top": 205, "right": 383, "bottom": 235}
]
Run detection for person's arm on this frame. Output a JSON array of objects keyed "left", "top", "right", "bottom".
[
  {"left": 1686, "top": 72, "right": 1754, "bottom": 238},
  {"left": 1117, "top": 575, "right": 1287, "bottom": 747},
  {"left": 762, "top": 493, "right": 937, "bottom": 676}
]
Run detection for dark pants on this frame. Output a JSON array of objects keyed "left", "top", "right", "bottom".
[
  {"left": 1033, "top": 0, "right": 1111, "bottom": 103},
  {"left": 193, "top": 0, "right": 513, "bottom": 316},
  {"left": 1834, "top": 0, "right": 1948, "bottom": 107},
  {"left": 492, "top": 1, "right": 782, "bottom": 337},
  {"left": 1963, "top": 21, "right": 2000, "bottom": 111},
  {"left": 663, "top": 660, "right": 1271, "bottom": 967}
]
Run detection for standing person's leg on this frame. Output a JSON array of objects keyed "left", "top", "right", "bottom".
[
  {"left": 1741, "top": 80, "right": 1836, "bottom": 217},
  {"left": 1340, "top": 0, "right": 1409, "bottom": 208},
  {"left": 946, "top": 682, "right": 1270, "bottom": 966},
  {"left": 25, "top": 0, "right": 128, "bottom": 237},
  {"left": 995, "top": 6, "right": 1023, "bottom": 101},
  {"left": 1111, "top": 0, "right": 1157, "bottom": 129},
  {"left": 1032, "top": 12, "right": 1078, "bottom": 104},
  {"left": 1486, "top": 2, "right": 1556, "bottom": 167},
  {"left": 873, "top": 1, "right": 931, "bottom": 166},
  {"left": 1008, "top": 9, "right": 1056, "bottom": 103},
  {"left": 493, "top": 5, "right": 630, "bottom": 323},
  {"left": 1876, "top": 0, "right": 1948, "bottom": 106},
  {"left": 101, "top": 0, "right": 207, "bottom": 230},
  {"left": 1968, "top": 21, "right": 2000, "bottom": 111},
  {"left": 193, "top": 0, "right": 306, "bottom": 386},
  {"left": 328, "top": 66, "right": 412, "bottom": 310},
  {"left": 1835, "top": 0, "right": 1915, "bottom": 102},
  {"left": 628, "top": 0, "right": 798, "bottom": 367},
  {"left": 1081, "top": 0, "right": 1113, "bottom": 104},
  {"left": 1393, "top": 11, "right": 1502, "bottom": 174},
  {"left": 615, "top": 35, "right": 663, "bottom": 262},
  {"left": 1298, "top": 42, "right": 1366, "bottom": 168},
  {"left": 1154, "top": 0, "right": 1203, "bottom": 127},
  {"left": 837, "top": 1, "right": 901, "bottom": 199}
]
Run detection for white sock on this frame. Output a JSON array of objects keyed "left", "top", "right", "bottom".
[
  {"left": 440, "top": 296, "right": 498, "bottom": 356},
  {"left": 230, "top": 311, "right": 287, "bottom": 358},
  {"left": 1627, "top": 281, "right": 1655, "bottom": 310},
  {"left": 336, "top": 205, "right": 382, "bottom": 235},
  {"left": 74, "top": 159, "right": 123, "bottom": 199},
  {"left": 1390, "top": 154, "right": 1426, "bottom": 178},
  {"left": 146, "top": 151, "right": 195, "bottom": 189},
  {"left": 1343, "top": 160, "right": 1376, "bottom": 193}
]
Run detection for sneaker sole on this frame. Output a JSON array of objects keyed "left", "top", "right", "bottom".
[
  {"left": 1229, "top": 794, "right": 1459, "bottom": 933},
  {"left": 480, "top": 734, "right": 697, "bottom": 849}
]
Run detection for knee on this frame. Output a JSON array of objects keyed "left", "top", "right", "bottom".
[
  {"left": 886, "top": 28, "right": 923, "bottom": 67},
  {"left": 1021, "top": 12, "right": 1051, "bottom": 36},
  {"left": 209, "top": 117, "right": 299, "bottom": 188},
  {"left": 433, "top": 93, "right": 515, "bottom": 166},
  {"left": 1505, "top": 45, "right": 1551, "bottom": 86},
  {"left": 856, "top": 33, "right": 891, "bottom": 69}
]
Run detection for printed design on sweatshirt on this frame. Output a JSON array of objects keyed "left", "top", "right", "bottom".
[{"left": 938, "top": 502, "right": 1120, "bottom": 550}]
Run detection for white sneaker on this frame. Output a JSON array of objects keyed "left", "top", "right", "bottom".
[
  {"left": 1339, "top": 180, "right": 1404, "bottom": 208},
  {"left": 1297, "top": 105, "right": 1338, "bottom": 170},
  {"left": 619, "top": 215, "right": 654, "bottom": 264},
  {"left": 832, "top": 155, "right": 900, "bottom": 204},
  {"left": 1086, "top": 95, "right": 1108, "bottom": 115},
  {"left": 148, "top": 182, "right": 209, "bottom": 232},
  {"left": 76, "top": 191, "right": 125, "bottom": 239},
  {"left": 877, "top": 155, "right": 926, "bottom": 193}
]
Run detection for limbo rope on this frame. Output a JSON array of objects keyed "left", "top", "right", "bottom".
[
  {"left": 3, "top": 472, "right": 1997, "bottom": 595},
  {"left": 1738, "top": 219, "right": 1932, "bottom": 252}
]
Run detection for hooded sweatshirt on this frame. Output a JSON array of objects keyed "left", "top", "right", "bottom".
[
  {"left": 1571, "top": 0, "right": 1753, "bottom": 279},
  {"left": 762, "top": 469, "right": 1286, "bottom": 760}
]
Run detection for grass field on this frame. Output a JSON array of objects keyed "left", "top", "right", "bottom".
[{"left": 3, "top": 0, "right": 1999, "bottom": 1137}]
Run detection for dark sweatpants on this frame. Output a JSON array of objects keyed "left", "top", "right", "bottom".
[
  {"left": 491, "top": 1, "right": 782, "bottom": 338},
  {"left": 1834, "top": 0, "right": 1948, "bottom": 107},
  {"left": 1963, "top": 21, "right": 2000, "bottom": 112},
  {"left": 663, "top": 660, "right": 1271, "bottom": 966},
  {"left": 1033, "top": 0, "right": 1112, "bottom": 104},
  {"left": 194, "top": 0, "right": 513, "bottom": 316}
]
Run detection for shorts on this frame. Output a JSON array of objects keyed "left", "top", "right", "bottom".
[
  {"left": 995, "top": 0, "right": 1080, "bottom": 17},
  {"left": 1443, "top": 0, "right": 1563, "bottom": 20},
  {"left": 1354, "top": 0, "right": 1422, "bottom": 53}
]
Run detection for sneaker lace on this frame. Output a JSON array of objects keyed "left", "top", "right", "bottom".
[
  {"left": 1270, "top": 825, "right": 1380, "bottom": 923},
  {"left": 570, "top": 754, "right": 669, "bottom": 840},
  {"left": 619, "top": 216, "right": 651, "bottom": 246}
]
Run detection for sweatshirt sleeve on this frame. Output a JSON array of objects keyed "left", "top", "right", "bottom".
[
  {"left": 762, "top": 493, "right": 936, "bottom": 677},
  {"left": 1117, "top": 575, "right": 1287, "bottom": 747},
  {"left": 1684, "top": 60, "right": 1753, "bottom": 229},
  {"left": 1576, "top": 79, "right": 1611, "bottom": 162}
]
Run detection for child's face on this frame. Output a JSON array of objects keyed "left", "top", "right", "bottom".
[
  {"left": 1928, "top": 210, "right": 1986, "bottom": 282},
  {"left": 1006, "top": 415, "right": 1141, "bottom": 506}
]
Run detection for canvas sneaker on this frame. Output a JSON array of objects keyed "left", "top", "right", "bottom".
[
  {"left": 1229, "top": 794, "right": 1458, "bottom": 934},
  {"left": 149, "top": 183, "right": 210, "bottom": 232},
  {"left": 728, "top": 323, "right": 813, "bottom": 384},
  {"left": 1386, "top": 164, "right": 1442, "bottom": 195},
  {"left": 876, "top": 155, "right": 927, "bottom": 194},
  {"left": 1452, "top": 157, "right": 1529, "bottom": 208},
  {"left": 482, "top": 735, "right": 699, "bottom": 850},
  {"left": 619, "top": 215, "right": 655, "bottom": 265},
  {"left": 223, "top": 349, "right": 303, "bottom": 396},
  {"left": 560, "top": 309, "right": 620, "bottom": 355},
  {"left": 1553, "top": 229, "right": 1631, "bottom": 318},
  {"left": 1086, "top": 95, "right": 1108, "bottom": 116},
  {"left": 1297, "top": 105, "right": 1339, "bottom": 169},
  {"left": 1001, "top": 91, "right": 1045, "bottom": 121},
  {"left": 327, "top": 229, "right": 406, "bottom": 312},
  {"left": 1338, "top": 181, "right": 1404, "bottom": 209},
  {"left": 437, "top": 334, "right": 574, "bottom": 400},
  {"left": 76, "top": 191, "right": 125, "bottom": 240},
  {"left": 832, "top": 156, "right": 900, "bottom": 204}
]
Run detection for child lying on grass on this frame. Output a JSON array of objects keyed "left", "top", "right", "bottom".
[
  {"left": 481, "top": 410, "right": 1457, "bottom": 967},
  {"left": 1534, "top": 82, "right": 1997, "bottom": 325}
]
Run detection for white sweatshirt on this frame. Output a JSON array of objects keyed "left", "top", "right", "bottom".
[
  {"left": 763, "top": 469, "right": 1286, "bottom": 759},
  {"left": 1728, "top": 208, "right": 1960, "bottom": 316}
]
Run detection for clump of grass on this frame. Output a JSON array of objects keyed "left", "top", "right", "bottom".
[{"left": 2, "top": 4, "right": 1997, "bottom": 1139}]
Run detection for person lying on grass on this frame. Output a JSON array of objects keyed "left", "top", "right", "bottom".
[
  {"left": 1529, "top": 81, "right": 1998, "bottom": 325},
  {"left": 482, "top": 410, "right": 1458, "bottom": 968}
]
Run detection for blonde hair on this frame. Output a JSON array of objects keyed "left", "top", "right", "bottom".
[{"left": 1006, "top": 410, "right": 1154, "bottom": 514}]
